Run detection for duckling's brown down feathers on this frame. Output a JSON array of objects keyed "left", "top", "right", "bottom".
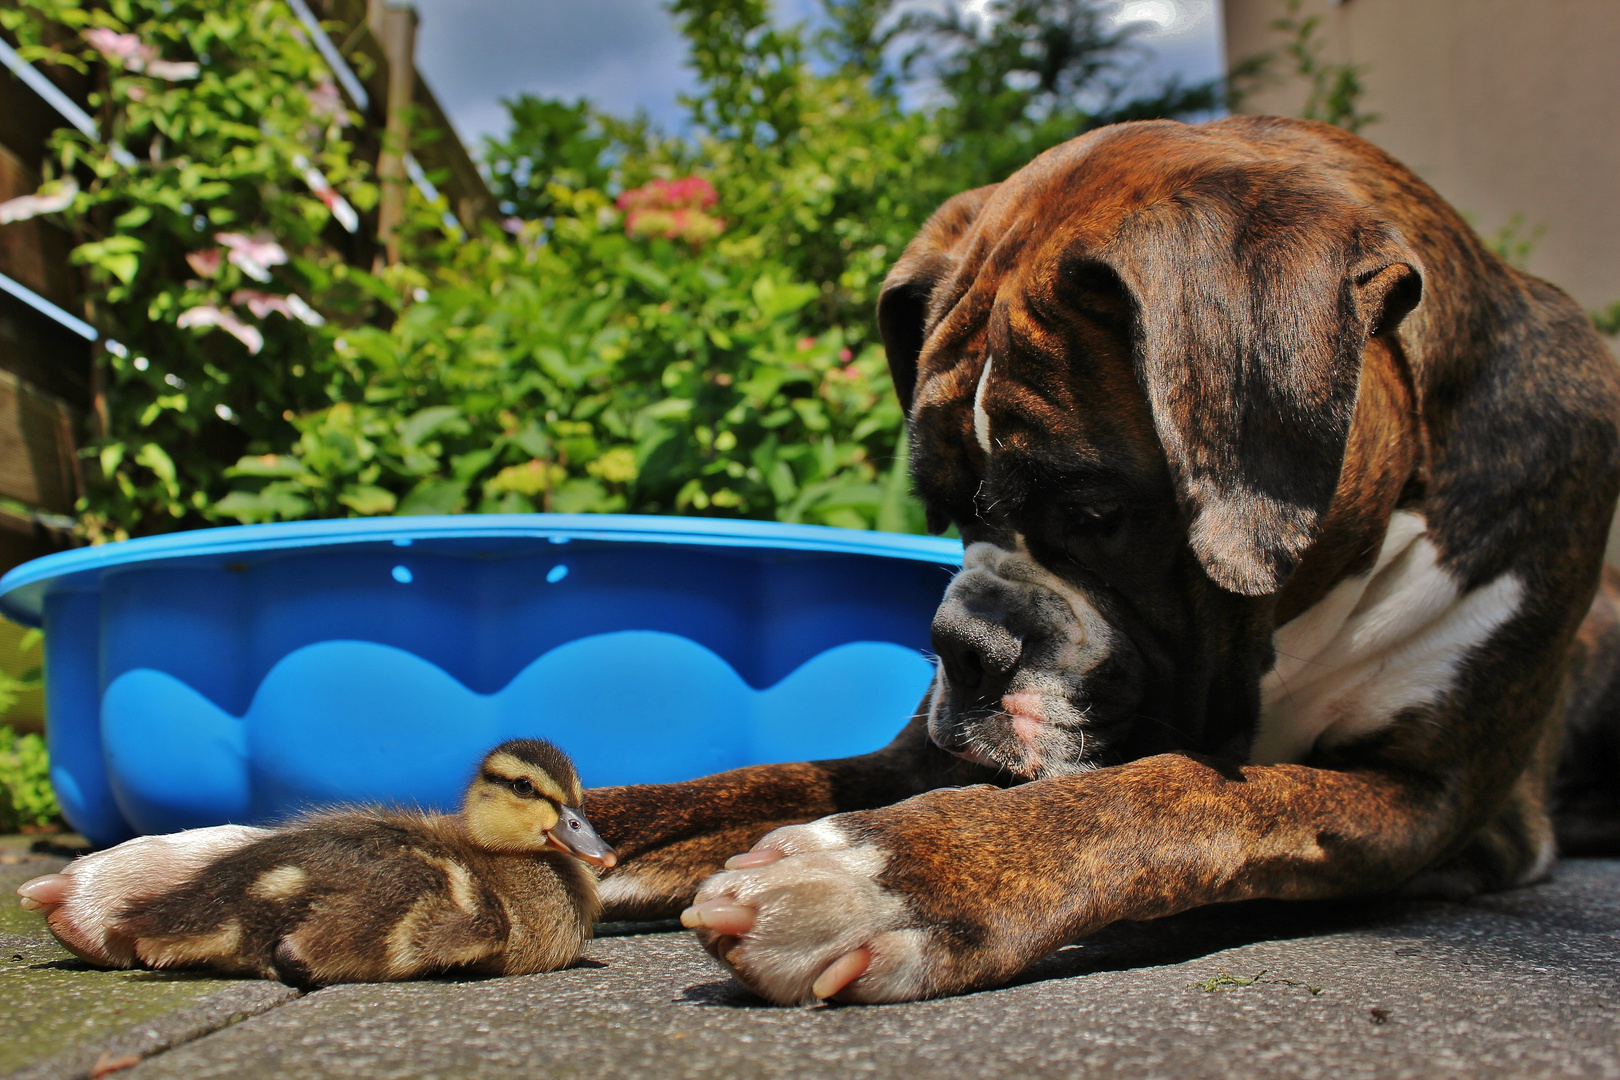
[{"left": 111, "top": 743, "right": 603, "bottom": 986}]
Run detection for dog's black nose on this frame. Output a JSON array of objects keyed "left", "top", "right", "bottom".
[{"left": 932, "top": 600, "right": 1023, "bottom": 707}]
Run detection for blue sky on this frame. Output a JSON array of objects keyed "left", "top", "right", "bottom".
[{"left": 407, "top": 0, "right": 1226, "bottom": 152}]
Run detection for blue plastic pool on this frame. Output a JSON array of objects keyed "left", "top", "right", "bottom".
[{"left": 0, "top": 515, "right": 961, "bottom": 848}]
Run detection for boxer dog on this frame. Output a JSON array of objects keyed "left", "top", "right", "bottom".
[{"left": 21, "top": 116, "right": 1620, "bottom": 1006}]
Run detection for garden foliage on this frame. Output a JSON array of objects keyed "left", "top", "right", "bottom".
[
  {"left": 0, "top": 726, "right": 59, "bottom": 831},
  {"left": 2, "top": 0, "right": 1219, "bottom": 540}
]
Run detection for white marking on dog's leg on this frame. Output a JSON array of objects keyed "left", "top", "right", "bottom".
[
  {"left": 692, "top": 819, "right": 934, "bottom": 1004},
  {"left": 50, "top": 824, "right": 271, "bottom": 967},
  {"left": 973, "top": 355, "right": 994, "bottom": 455},
  {"left": 1518, "top": 831, "right": 1558, "bottom": 887},
  {"left": 777, "top": 818, "right": 852, "bottom": 855}
]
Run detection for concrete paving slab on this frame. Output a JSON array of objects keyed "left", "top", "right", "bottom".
[
  {"left": 106, "top": 858, "right": 1619, "bottom": 1080},
  {"left": 0, "top": 836, "right": 297, "bottom": 1079}
]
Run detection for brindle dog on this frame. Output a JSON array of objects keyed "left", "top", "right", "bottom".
[{"left": 23, "top": 116, "right": 1620, "bottom": 1005}]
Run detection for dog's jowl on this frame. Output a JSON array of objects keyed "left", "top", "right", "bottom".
[{"left": 24, "top": 117, "right": 1620, "bottom": 1007}]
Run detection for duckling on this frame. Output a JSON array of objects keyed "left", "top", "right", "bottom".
[{"left": 105, "top": 738, "right": 616, "bottom": 986}]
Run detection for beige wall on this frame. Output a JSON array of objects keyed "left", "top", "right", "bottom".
[{"left": 1222, "top": 0, "right": 1620, "bottom": 314}]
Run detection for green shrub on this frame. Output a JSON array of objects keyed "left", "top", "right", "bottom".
[
  {"left": 1, "top": 0, "right": 1216, "bottom": 542},
  {"left": 0, "top": 726, "right": 61, "bottom": 833}
]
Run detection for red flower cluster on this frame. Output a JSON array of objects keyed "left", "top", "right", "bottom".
[{"left": 616, "top": 177, "right": 724, "bottom": 245}]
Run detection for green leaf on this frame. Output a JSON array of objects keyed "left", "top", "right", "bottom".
[
  {"left": 338, "top": 485, "right": 398, "bottom": 515},
  {"left": 751, "top": 275, "right": 817, "bottom": 320},
  {"left": 876, "top": 432, "right": 912, "bottom": 534},
  {"left": 114, "top": 206, "right": 152, "bottom": 228},
  {"left": 452, "top": 448, "right": 498, "bottom": 480},
  {"left": 399, "top": 406, "right": 465, "bottom": 449},
  {"left": 214, "top": 489, "right": 312, "bottom": 523},
  {"left": 135, "top": 443, "right": 177, "bottom": 487},
  {"left": 397, "top": 477, "right": 466, "bottom": 515},
  {"left": 227, "top": 454, "right": 305, "bottom": 478},
  {"left": 102, "top": 254, "right": 140, "bottom": 285},
  {"left": 550, "top": 477, "right": 611, "bottom": 513}
]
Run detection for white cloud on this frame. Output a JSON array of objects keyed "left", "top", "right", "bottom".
[{"left": 1114, "top": 1, "right": 1179, "bottom": 30}]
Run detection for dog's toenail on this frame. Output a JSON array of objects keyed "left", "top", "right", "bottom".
[
  {"left": 724, "top": 849, "right": 784, "bottom": 870},
  {"left": 680, "top": 901, "right": 755, "bottom": 935},
  {"left": 812, "top": 947, "right": 872, "bottom": 1000},
  {"left": 17, "top": 875, "right": 69, "bottom": 904}
]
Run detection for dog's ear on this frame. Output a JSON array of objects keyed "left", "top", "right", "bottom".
[
  {"left": 879, "top": 185, "right": 999, "bottom": 413},
  {"left": 1103, "top": 193, "right": 1422, "bottom": 596}
]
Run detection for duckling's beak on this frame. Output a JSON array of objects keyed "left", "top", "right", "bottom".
[{"left": 546, "top": 805, "right": 617, "bottom": 868}]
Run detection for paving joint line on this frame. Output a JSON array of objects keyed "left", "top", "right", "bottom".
[{"left": 4, "top": 981, "right": 305, "bottom": 1080}]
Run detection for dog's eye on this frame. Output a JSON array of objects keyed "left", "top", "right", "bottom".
[{"left": 1076, "top": 501, "right": 1124, "bottom": 531}]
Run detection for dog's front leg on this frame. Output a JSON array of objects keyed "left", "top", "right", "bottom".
[
  {"left": 685, "top": 752, "right": 1454, "bottom": 1005},
  {"left": 585, "top": 713, "right": 999, "bottom": 920},
  {"left": 21, "top": 711, "right": 992, "bottom": 973}
]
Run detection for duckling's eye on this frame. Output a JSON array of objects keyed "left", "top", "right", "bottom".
[{"left": 510, "top": 778, "right": 536, "bottom": 798}]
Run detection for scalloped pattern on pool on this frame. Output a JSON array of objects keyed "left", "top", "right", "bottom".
[{"left": 100, "top": 632, "right": 935, "bottom": 835}]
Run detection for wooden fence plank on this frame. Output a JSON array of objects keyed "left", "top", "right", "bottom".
[{"left": 0, "top": 367, "right": 80, "bottom": 514}]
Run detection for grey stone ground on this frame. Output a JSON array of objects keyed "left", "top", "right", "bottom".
[{"left": 4, "top": 834, "right": 1618, "bottom": 1080}]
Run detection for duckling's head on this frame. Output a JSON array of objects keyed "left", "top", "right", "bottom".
[{"left": 463, "top": 739, "right": 617, "bottom": 867}]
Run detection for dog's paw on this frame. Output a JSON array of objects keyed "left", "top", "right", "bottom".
[
  {"left": 682, "top": 817, "right": 937, "bottom": 1005},
  {"left": 17, "top": 825, "right": 269, "bottom": 968}
]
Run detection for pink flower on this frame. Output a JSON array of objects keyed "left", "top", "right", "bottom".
[
  {"left": 307, "top": 80, "right": 344, "bottom": 122},
  {"left": 797, "top": 337, "right": 816, "bottom": 352},
  {"left": 231, "top": 290, "right": 325, "bottom": 327},
  {"left": 215, "top": 232, "right": 288, "bottom": 282},
  {"left": 294, "top": 159, "right": 358, "bottom": 233},
  {"left": 186, "top": 248, "right": 223, "bottom": 278},
  {"left": 83, "top": 28, "right": 150, "bottom": 65},
  {"left": 838, "top": 348, "right": 854, "bottom": 363},
  {"left": 617, "top": 176, "right": 724, "bottom": 245},
  {"left": 0, "top": 179, "right": 77, "bottom": 224},
  {"left": 616, "top": 176, "right": 718, "bottom": 212},
  {"left": 82, "top": 28, "right": 198, "bottom": 80},
  {"left": 178, "top": 305, "right": 264, "bottom": 354}
]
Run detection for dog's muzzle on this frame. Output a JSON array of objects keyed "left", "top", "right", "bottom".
[{"left": 928, "top": 541, "right": 1143, "bottom": 777}]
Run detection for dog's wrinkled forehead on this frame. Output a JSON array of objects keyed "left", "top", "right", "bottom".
[
  {"left": 903, "top": 126, "right": 1279, "bottom": 435},
  {"left": 881, "top": 119, "right": 1423, "bottom": 594}
]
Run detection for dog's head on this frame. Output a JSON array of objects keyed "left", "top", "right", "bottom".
[{"left": 882, "top": 119, "right": 1423, "bottom": 778}]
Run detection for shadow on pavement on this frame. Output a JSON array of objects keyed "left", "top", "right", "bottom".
[{"left": 674, "top": 894, "right": 1401, "bottom": 1009}]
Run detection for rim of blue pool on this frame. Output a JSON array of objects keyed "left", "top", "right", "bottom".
[{"left": 0, "top": 514, "right": 965, "bottom": 626}]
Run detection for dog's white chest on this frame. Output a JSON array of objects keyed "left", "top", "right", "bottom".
[{"left": 1251, "top": 511, "right": 1525, "bottom": 764}]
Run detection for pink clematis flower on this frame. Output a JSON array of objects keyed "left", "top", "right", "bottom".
[
  {"left": 83, "top": 27, "right": 198, "bottom": 80},
  {"left": 231, "top": 289, "right": 325, "bottom": 327},
  {"left": 83, "top": 28, "right": 150, "bottom": 65},
  {"left": 0, "top": 179, "right": 77, "bottom": 224},
  {"left": 186, "top": 248, "right": 223, "bottom": 278},
  {"left": 177, "top": 305, "right": 264, "bottom": 354},
  {"left": 215, "top": 232, "right": 288, "bottom": 282}
]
